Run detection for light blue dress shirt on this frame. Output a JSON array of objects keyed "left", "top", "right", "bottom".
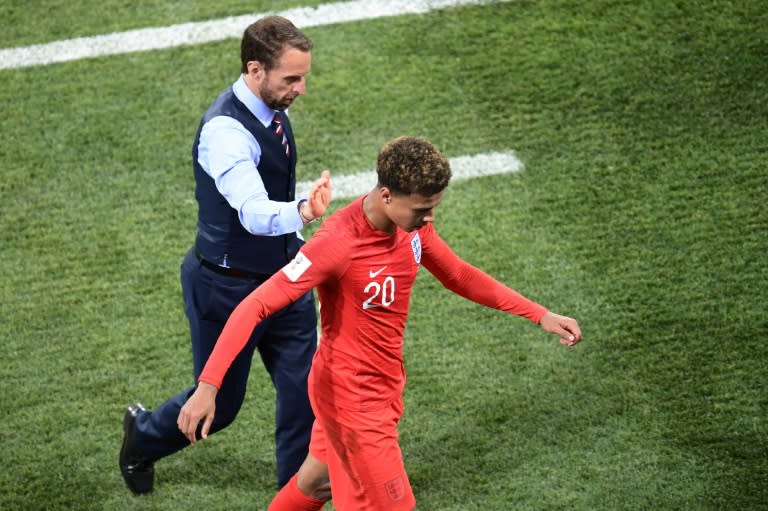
[{"left": 196, "top": 75, "right": 306, "bottom": 236}]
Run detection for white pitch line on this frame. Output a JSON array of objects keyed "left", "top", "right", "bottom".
[
  {"left": 0, "top": 0, "right": 504, "bottom": 70},
  {"left": 297, "top": 151, "right": 524, "bottom": 200}
]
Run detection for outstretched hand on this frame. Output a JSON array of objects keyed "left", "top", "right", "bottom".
[
  {"left": 177, "top": 382, "right": 218, "bottom": 444},
  {"left": 302, "top": 170, "right": 332, "bottom": 221},
  {"left": 539, "top": 311, "right": 583, "bottom": 347}
]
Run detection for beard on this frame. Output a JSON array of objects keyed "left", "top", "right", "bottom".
[{"left": 259, "top": 82, "right": 296, "bottom": 111}]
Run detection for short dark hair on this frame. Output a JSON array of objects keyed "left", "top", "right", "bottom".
[
  {"left": 376, "top": 136, "right": 452, "bottom": 196},
  {"left": 240, "top": 16, "right": 313, "bottom": 73}
]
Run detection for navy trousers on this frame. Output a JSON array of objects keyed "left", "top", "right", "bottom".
[{"left": 132, "top": 248, "right": 317, "bottom": 487}]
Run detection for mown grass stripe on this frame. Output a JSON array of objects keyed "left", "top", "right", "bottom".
[{"left": 0, "top": 0, "right": 504, "bottom": 70}]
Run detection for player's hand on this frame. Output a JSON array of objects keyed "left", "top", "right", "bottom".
[
  {"left": 539, "top": 311, "right": 583, "bottom": 347},
  {"left": 177, "top": 382, "right": 218, "bottom": 444},
  {"left": 303, "top": 170, "right": 332, "bottom": 221}
]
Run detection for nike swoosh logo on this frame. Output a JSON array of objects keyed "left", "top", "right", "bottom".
[{"left": 369, "top": 266, "right": 387, "bottom": 278}]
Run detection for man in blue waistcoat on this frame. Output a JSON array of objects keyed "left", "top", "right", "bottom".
[{"left": 119, "top": 15, "right": 332, "bottom": 495}]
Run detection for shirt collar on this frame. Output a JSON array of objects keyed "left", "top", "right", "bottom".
[{"left": 233, "top": 74, "right": 275, "bottom": 128}]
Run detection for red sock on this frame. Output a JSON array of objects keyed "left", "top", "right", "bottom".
[{"left": 268, "top": 474, "right": 326, "bottom": 511}]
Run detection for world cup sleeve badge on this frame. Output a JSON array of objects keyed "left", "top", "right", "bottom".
[
  {"left": 410, "top": 233, "right": 421, "bottom": 264},
  {"left": 283, "top": 252, "right": 312, "bottom": 282}
]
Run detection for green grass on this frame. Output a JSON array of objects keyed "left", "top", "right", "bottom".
[
  {"left": 0, "top": 0, "right": 329, "bottom": 47},
  {"left": 1, "top": 0, "right": 766, "bottom": 509}
]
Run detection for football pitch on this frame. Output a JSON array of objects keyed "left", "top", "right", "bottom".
[{"left": 1, "top": 1, "right": 766, "bottom": 509}]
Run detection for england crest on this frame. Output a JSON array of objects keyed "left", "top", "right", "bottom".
[{"left": 410, "top": 233, "right": 421, "bottom": 264}]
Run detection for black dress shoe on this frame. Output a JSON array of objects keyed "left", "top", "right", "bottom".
[{"left": 119, "top": 403, "right": 155, "bottom": 494}]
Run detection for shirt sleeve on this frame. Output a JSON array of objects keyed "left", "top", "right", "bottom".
[
  {"left": 419, "top": 224, "right": 548, "bottom": 323},
  {"left": 197, "top": 115, "right": 305, "bottom": 236},
  {"left": 197, "top": 225, "right": 347, "bottom": 389}
]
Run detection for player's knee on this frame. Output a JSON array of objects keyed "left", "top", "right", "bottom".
[
  {"left": 297, "top": 476, "right": 331, "bottom": 501},
  {"left": 293, "top": 452, "right": 331, "bottom": 501}
]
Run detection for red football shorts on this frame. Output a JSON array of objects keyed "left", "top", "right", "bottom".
[{"left": 308, "top": 392, "right": 415, "bottom": 511}]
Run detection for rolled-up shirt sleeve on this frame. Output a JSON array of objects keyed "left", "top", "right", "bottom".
[{"left": 197, "top": 115, "right": 305, "bottom": 236}]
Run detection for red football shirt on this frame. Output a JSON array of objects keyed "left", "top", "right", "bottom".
[{"left": 199, "top": 195, "right": 548, "bottom": 411}]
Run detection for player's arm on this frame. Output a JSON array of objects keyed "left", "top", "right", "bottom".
[
  {"left": 177, "top": 227, "right": 345, "bottom": 443},
  {"left": 176, "top": 273, "right": 305, "bottom": 443},
  {"left": 420, "top": 225, "right": 546, "bottom": 321},
  {"left": 420, "top": 226, "right": 582, "bottom": 345}
]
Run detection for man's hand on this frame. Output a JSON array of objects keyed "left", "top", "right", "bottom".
[
  {"left": 177, "top": 382, "right": 218, "bottom": 444},
  {"left": 539, "top": 311, "right": 583, "bottom": 347},
  {"left": 301, "top": 170, "right": 332, "bottom": 222}
]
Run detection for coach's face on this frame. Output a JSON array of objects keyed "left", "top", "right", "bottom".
[{"left": 247, "top": 47, "right": 311, "bottom": 111}]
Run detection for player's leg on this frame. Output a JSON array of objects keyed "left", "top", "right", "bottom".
[
  {"left": 268, "top": 451, "right": 329, "bottom": 511},
  {"left": 315, "top": 395, "right": 415, "bottom": 511},
  {"left": 269, "top": 419, "right": 330, "bottom": 510}
]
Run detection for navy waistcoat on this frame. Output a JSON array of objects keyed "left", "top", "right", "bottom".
[{"left": 191, "top": 87, "right": 301, "bottom": 274}]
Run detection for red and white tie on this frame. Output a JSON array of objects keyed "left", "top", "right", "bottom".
[{"left": 272, "top": 112, "right": 290, "bottom": 158}]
